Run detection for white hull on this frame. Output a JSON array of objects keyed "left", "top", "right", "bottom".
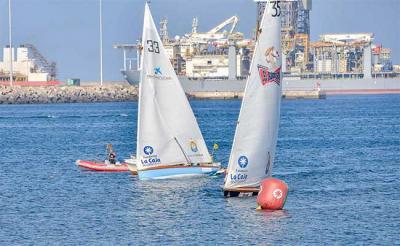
[{"left": 138, "top": 164, "right": 221, "bottom": 180}]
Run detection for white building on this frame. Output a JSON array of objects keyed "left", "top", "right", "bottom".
[
  {"left": 0, "top": 46, "right": 52, "bottom": 82},
  {"left": 186, "top": 54, "right": 243, "bottom": 78}
]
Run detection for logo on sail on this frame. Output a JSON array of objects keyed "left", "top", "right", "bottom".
[
  {"left": 143, "top": 146, "right": 154, "bottom": 155},
  {"left": 265, "top": 46, "right": 280, "bottom": 68},
  {"left": 190, "top": 140, "right": 198, "bottom": 152},
  {"left": 142, "top": 145, "right": 160, "bottom": 166},
  {"left": 230, "top": 156, "right": 249, "bottom": 182},
  {"left": 257, "top": 65, "right": 281, "bottom": 86},
  {"left": 147, "top": 67, "right": 172, "bottom": 80},
  {"left": 238, "top": 156, "right": 248, "bottom": 168},
  {"left": 154, "top": 67, "right": 162, "bottom": 75}
]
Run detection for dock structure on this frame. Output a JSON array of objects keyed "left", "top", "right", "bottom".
[
  {"left": 187, "top": 91, "right": 243, "bottom": 100},
  {"left": 283, "top": 90, "right": 326, "bottom": 99},
  {"left": 187, "top": 90, "right": 326, "bottom": 100}
]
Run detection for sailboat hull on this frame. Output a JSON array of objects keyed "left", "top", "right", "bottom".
[
  {"left": 127, "top": 163, "right": 138, "bottom": 175},
  {"left": 223, "top": 187, "right": 259, "bottom": 198},
  {"left": 138, "top": 164, "right": 221, "bottom": 180}
]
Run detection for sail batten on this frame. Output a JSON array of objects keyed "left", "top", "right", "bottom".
[
  {"left": 136, "top": 3, "right": 212, "bottom": 171},
  {"left": 224, "top": 1, "right": 282, "bottom": 190}
]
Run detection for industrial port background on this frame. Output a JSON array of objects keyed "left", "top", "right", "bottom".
[{"left": 0, "top": 0, "right": 399, "bottom": 82}]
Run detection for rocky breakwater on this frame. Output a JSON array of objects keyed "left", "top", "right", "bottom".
[{"left": 0, "top": 85, "right": 138, "bottom": 104}]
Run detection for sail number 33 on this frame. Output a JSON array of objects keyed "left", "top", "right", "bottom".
[
  {"left": 271, "top": 1, "right": 281, "bottom": 17},
  {"left": 147, "top": 40, "right": 160, "bottom": 53}
]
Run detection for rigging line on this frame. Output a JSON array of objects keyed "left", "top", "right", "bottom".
[{"left": 174, "top": 137, "right": 192, "bottom": 165}]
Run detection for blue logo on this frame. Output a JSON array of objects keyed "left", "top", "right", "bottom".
[
  {"left": 144, "top": 146, "right": 154, "bottom": 155},
  {"left": 238, "top": 156, "right": 248, "bottom": 168},
  {"left": 154, "top": 67, "right": 162, "bottom": 75}
]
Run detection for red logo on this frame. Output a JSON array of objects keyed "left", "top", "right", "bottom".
[
  {"left": 273, "top": 189, "right": 283, "bottom": 199},
  {"left": 257, "top": 65, "right": 281, "bottom": 86}
]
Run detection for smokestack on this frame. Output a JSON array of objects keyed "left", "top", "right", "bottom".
[
  {"left": 228, "top": 40, "right": 237, "bottom": 80},
  {"left": 363, "top": 44, "right": 372, "bottom": 79}
]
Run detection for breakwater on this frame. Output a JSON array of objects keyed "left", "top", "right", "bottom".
[
  {"left": 0, "top": 85, "right": 326, "bottom": 104},
  {"left": 0, "top": 85, "right": 137, "bottom": 104}
]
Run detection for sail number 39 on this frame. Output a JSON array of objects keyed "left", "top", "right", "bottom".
[
  {"left": 147, "top": 40, "right": 160, "bottom": 53},
  {"left": 271, "top": 1, "right": 281, "bottom": 17}
]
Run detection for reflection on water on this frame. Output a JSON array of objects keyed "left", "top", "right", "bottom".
[{"left": 258, "top": 209, "right": 290, "bottom": 221}]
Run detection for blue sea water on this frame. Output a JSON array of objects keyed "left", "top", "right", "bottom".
[{"left": 0, "top": 95, "right": 399, "bottom": 245}]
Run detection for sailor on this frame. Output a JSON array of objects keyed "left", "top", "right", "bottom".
[
  {"left": 106, "top": 144, "right": 117, "bottom": 165},
  {"left": 108, "top": 151, "right": 117, "bottom": 164}
]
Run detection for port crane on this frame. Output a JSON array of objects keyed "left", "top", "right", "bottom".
[
  {"left": 188, "top": 16, "right": 242, "bottom": 43},
  {"left": 207, "top": 16, "right": 239, "bottom": 34}
]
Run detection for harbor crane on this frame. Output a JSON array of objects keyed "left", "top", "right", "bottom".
[
  {"left": 207, "top": 16, "right": 239, "bottom": 34},
  {"left": 188, "top": 16, "right": 243, "bottom": 43}
]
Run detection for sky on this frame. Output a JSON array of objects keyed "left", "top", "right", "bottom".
[{"left": 0, "top": 0, "right": 399, "bottom": 82}]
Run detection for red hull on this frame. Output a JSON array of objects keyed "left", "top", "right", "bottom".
[{"left": 76, "top": 160, "right": 129, "bottom": 172}]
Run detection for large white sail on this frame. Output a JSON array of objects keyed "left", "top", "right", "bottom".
[
  {"left": 224, "top": 1, "right": 282, "bottom": 190},
  {"left": 136, "top": 3, "right": 212, "bottom": 171}
]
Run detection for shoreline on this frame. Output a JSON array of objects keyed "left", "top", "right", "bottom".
[
  {"left": 7, "top": 84, "right": 400, "bottom": 105},
  {"left": 2, "top": 84, "right": 400, "bottom": 105},
  {"left": 0, "top": 85, "right": 137, "bottom": 104},
  {"left": 0, "top": 85, "right": 328, "bottom": 104}
]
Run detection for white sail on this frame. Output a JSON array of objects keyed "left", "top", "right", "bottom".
[
  {"left": 136, "top": 3, "right": 212, "bottom": 171},
  {"left": 224, "top": 1, "right": 282, "bottom": 190}
]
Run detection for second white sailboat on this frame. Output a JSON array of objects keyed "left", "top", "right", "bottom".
[{"left": 224, "top": 0, "right": 282, "bottom": 197}]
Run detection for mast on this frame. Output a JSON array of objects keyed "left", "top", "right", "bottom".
[
  {"left": 99, "top": 0, "right": 104, "bottom": 85},
  {"left": 8, "top": 0, "right": 13, "bottom": 86}
]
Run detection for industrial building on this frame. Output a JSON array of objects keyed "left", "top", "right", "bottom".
[
  {"left": 115, "top": 0, "right": 400, "bottom": 89},
  {"left": 0, "top": 44, "right": 56, "bottom": 83},
  {"left": 159, "top": 15, "right": 252, "bottom": 79},
  {"left": 255, "top": 0, "right": 396, "bottom": 78},
  {"left": 156, "top": 0, "right": 398, "bottom": 79}
]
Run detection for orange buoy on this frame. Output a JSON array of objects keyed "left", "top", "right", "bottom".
[{"left": 256, "top": 178, "right": 288, "bottom": 210}]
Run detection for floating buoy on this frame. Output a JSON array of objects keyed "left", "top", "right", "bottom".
[{"left": 256, "top": 178, "right": 288, "bottom": 210}]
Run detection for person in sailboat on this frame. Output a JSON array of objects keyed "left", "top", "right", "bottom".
[
  {"left": 106, "top": 144, "right": 117, "bottom": 165},
  {"left": 108, "top": 152, "right": 117, "bottom": 165}
]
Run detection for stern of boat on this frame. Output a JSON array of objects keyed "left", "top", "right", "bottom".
[{"left": 223, "top": 187, "right": 259, "bottom": 197}]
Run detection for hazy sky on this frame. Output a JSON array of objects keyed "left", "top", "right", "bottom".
[{"left": 0, "top": 0, "right": 399, "bottom": 81}]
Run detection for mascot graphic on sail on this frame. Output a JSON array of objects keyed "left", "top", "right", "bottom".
[
  {"left": 265, "top": 46, "right": 280, "bottom": 67},
  {"left": 258, "top": 46, "right": 282, "bottom": 86},
  {"left": 190, "top": 140, "right": 198, "bottom": 152}
]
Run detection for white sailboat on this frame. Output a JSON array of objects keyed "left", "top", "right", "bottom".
[
  {"left": 129, "top": 3, "right": 220, "bottom": 180},
  {"left": 224, "top": 0, "right": 282, "bottom": 197}
]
